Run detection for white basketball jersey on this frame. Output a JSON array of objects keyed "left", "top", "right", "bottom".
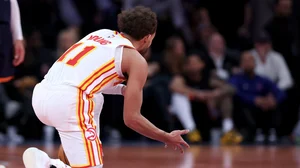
[{"left": 43, "top": 29, "right": 134, "bottom": 95}]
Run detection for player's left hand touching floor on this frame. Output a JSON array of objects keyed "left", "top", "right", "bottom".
[
  {"left": 164, "top": 130, "right": 190, "bottom": 154},
  {"left": 13, "top": 40, "right": 25, "bottom": 66}
]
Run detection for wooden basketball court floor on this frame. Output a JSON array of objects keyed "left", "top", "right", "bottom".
[{"left": 0, "top": 144, "right": 300, "bottom": 168}]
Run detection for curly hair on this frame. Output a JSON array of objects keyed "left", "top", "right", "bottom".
[{"left": 118, "top": 6, "right": 157, "bottom": 40}]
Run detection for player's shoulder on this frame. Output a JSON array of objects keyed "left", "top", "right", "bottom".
[
  {"left": 122, "top": 48, "right": 147, "bottom": 70},
  {"left": 123, "top": 47, "right": 144, "bottom": 61}
]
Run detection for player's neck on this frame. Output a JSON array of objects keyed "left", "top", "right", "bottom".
[{"left": 120, "top": 33, "right": 142, "bottom": 50}]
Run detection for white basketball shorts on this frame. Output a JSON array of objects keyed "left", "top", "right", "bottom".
[{"left": 32, "top": 81, "right": 104, "bottom": 168}]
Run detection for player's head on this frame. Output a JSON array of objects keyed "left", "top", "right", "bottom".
[{"left": 118, "top": 6, "right": 157, "bottom": 55}]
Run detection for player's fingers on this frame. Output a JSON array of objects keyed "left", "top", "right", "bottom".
[
  {"left": 180, "top": 140, "right": 190, "bottom": 148},
  {"left": 177, "top": 144, "right": 184, "bottom": 154},
  {"left": 179, "top": 129, "right": 190, "bottom": 135}
]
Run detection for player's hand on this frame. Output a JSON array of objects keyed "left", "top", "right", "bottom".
[
  {"left": 164, "top": 130, "right": 190, "bottom": 154},
  {"left": 13, "top": 40, "right": 25, "bottom": 66}
]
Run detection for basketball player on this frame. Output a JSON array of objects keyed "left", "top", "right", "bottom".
[{"left": 23, "top": 6, "right": 190, "bottom": 168}]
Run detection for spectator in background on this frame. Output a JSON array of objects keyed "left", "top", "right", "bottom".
[
  {"left": 169, "top": 54, "right": 204, "bottom": 143},
  {"left": 123, "top": 0, "right": 194, "bottom": 45},
  {"left": 142, "top": 48, "right": 172, "bottom": 134},
  {"left": 158, "top": 36, "right": 201, "bottom": 143},
  {"left": 58, "top": 0, "right": 119, "bottom": 37},
  {"left": 265, "top": 0, "right": 300, "bottom": 140},
  {"left": 170, "top": 53, "right": 242, "bottom": 144},
  {"left": 55, "top": 28, "right": 80, "bottom": 59},
  {"left": 238, "top": 0, "right": 275, "bottom": 42},
  {"left": 204, "top": 33, "right": 239, "bottom": 81},
  {"left": 18, "top": 0, "right": 60, "bottom": 49},
  {"left": 190, "top": 8, "right": 217, "bottom": 52},
  {"left": 160, "top": 36, "right": 186, "bottom": 77},
  {"left": 266, "top": 0, "right": 295, "bottom": 62},
  {"left": 265, "top": 0, "right": 297, "bottom": 80},
  {"left": 190, "top": 8, "right": 212, "bottom": 29},
  {"left": 250, "top": 33, "right": 293, "bottom": 91},
  {"left": 230, "top": 51, "right": 286, "bottom": 143},
  {"left": 19, "top": 30, "right": 55, "bottom": 81}
]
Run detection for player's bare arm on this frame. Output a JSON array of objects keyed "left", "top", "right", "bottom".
[{"left": 121, "top": 48, "right": 190, "bottom": 153}]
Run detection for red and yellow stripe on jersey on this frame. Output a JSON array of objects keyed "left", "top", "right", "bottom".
[
  {"left": 73, "top": 58, "right": 125, "bottom": 167},
  {"left": 78, "top": 58, "right": 115, "bottom": 94},
  {"left": 78, "top": 57, "right": 126, "bottom": 96}
]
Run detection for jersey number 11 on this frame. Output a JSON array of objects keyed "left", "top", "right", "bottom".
[{"left": 57, "top": 43, "right": 96, "bottom": 67}]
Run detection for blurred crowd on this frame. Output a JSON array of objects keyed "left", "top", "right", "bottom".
[{"left": 0, "top": 0, "right": 300, "bottom": 146}]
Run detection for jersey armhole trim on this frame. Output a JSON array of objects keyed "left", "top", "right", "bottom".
[
  {"left": 114, "top": 45, "right": 135, "bottom": 78},
  {"left": 114, "top": 46, "right": 125, "bottom": 78}
]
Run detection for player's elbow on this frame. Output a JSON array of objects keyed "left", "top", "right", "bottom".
[{"left": 124, "top": 115, "right": 139, "bottom": 129}]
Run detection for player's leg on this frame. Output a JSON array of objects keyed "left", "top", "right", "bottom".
[
  {"left": 23, "top": 147, "right": 70, "bottom": 168},
  {"left": 58, "top": 90, "right": 103, "bottom": 167},
  {"left": 24, "top": 84, "right": 74, "bottom": 168},
  {"left": 58, "top": 92, "right": 104, "bottom": 166},
  {"left": 59, "top": 130, "right": 103, "bottom": 168},
  {"left": 58, "top": 145, "right": 70, "bottom": 165},
  {"left": 31, "top": 85, "right": 103, "bottom": 167},
  {"left": 93, "top": 93, "right": 104, "bottom": 137}
]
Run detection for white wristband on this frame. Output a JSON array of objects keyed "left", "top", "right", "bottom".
[{"left": 102, "top": 84, "right": 125, "bottom": 95}]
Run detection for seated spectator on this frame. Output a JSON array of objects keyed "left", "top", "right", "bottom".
[
  {"left": 142, "top": 48, "right": 172, "bottom": 133},
  {"left": 204, "top": 32, "right": 239, "bottom": 81},
  {"left": 230, "top": 51, "right": 286, "bottom": 143},
  {"left": 55, "top": 28, "right": 80, "bottom": 60},
  {"left": 250, "top": 32, "right": 293, "bottom": 91},
  {"left": 250, "top": 33, "right": 296, "bottom": 139},
  {"left": 159, "top": 36, "right": 201, "bottom": 143},
  {"left": 170, "top": 53, "right": 242, "bottom": 145}
]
